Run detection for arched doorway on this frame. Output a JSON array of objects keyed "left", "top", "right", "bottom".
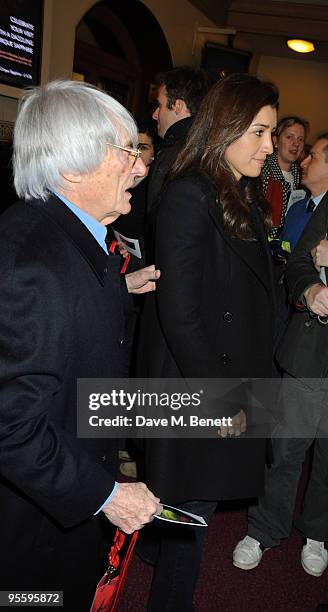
[{"left": 73, "top": 0, "right": 172, "bottom": 119}]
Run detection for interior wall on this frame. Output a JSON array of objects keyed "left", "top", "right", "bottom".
[
  {"left": 48, "top": 0, "right": 98, "bottom": 79},
  {"left": 140, "top": 0, "right": 217, "bottom": 66},
  {"left": 49, "top": 0, "right": 216, "bottom": 79},
  {"left": 257, "top": 55, "right": 328, "bottom": 143}
]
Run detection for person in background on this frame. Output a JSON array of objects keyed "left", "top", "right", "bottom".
[
  {"left": 137, "top": 121, "right": 157, "bottom": 173},
  {"left": 112, "top": 121, "right": 157, "bottom": 271},
  {"left": 233, "top": 172, "right": 328, "bottom": 580},
  {"left": 0, "top": 80, "right": 162, "bottom": 611},
  {"left": 138, "top": 73, "right": 278, "bottom": 611},
  {"left": 271, "top": 134, "right": 328, "bottom": 355},
  {"left": 280, "top": 134, "right": 328, "bottom": 253},
  {"left": 262, "top": 115, "right": 309, "bottom": 238},
  {"left": 147, "top": 65, "right": 208, "bottom": 217}
]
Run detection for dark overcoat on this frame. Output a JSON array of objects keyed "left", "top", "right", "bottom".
[
  {"left": 0, "top": 195, "right": 132, "bottom": 608},
  {"left": 138, "top": 174, "right": 276, "bottom": 504},
  {"left": 277, "top": 191, "right": 328, "bottom": 382}
]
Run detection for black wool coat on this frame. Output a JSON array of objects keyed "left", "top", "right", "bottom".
[
  {"left": 0, "top": 195, "right": 132, "bottom": 605},
  {"left": 138, "top": 174, "right": 276, "bottom": 504}
]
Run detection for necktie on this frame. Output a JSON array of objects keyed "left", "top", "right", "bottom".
[{"left": 306, "top": 199, "right": 315, "bottom": 213}]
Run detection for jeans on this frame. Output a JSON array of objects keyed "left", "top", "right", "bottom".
[{"left": 148, "top": 500, "right": 217, "bottom": 612}]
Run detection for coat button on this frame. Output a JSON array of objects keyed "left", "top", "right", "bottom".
[
  {"left": 220, "top": 352, "right": 230, "bottom": 365},
  {"left": 223, "top": 312, "right": 233, "bottom": 323},
  {"left": 119, "top": 338, "right": 124, "bottom": 345},
  {"left": 305, "top": 320, "right": 312, "bottom": 327},
  {"left": 101, "top": 455, "right": 107, "bottom": 462},
  {"left": 103, "top": 267, "right": 108, "bottom": 273}
]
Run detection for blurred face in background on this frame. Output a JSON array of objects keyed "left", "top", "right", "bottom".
[
  {"left": 138, "top": 132, "right": 154, "bottom": 170},
  {"left": 276, "top": 123, "right": 305, "bottom": 171},
  {"left": 301, "top": 138, "right": 328, "bottom": 196},
  {"left": 152, "top": 84, "right": 178, "bottom": 138},
  {"left": 225, "top": 105, "right": 277, "bottom": 181}
]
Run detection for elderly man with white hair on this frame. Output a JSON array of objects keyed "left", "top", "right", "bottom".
[{"left": 0, "top": 80, "right": 162, "bottom": 610}]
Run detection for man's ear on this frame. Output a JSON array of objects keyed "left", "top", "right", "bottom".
[
  {"left": 61, "top": 172, "right": 82, "bottom": 184},
  {"left": 173, "top": 98, "right": 188, "bottom": 117}
]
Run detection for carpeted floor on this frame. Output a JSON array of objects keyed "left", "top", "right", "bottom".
[{"left": 119, "top": 459, "right": 328, "bottom": 612}]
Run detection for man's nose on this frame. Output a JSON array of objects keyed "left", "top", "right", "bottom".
[
  {"left": 133, "top": 156, "right": 146, "bottom": 177},
  {"left": 301, "top": 154, "right": 310, "bottom": 169}
]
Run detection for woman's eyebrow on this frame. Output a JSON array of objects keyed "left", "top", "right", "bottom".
[{"left": 251, "top": 122, "right": 270, "bottom": 128}]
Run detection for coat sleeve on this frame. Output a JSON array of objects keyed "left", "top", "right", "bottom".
[
  {"left": 0, "top": 242, "right": 115, "bottom": 528},
  {"left": 155, "top": 178, "right": 244, "bottom": 418},
  {"left": 286, "top": 195, "right": 328, "bottom": 303}
]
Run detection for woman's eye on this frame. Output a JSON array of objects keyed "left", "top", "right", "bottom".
[{"left": 255, "top": 130, "right": 263, "bottom": 137}]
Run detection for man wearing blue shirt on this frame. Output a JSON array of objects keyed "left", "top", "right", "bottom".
[
  {"left": 280, "top": 134, "right": 328, "bottom": 253},
  {"left": 0, "top": 80, "right": 162, "bottom": 611}
]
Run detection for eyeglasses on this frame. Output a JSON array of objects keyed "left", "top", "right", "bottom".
[{"left": 107, "top": 143, "right": 141, "bottom": 167}]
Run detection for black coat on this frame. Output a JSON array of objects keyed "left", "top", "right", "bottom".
[
  {"left": 277, "top": 191, "right": 328, "bottom": 383},
  {"left": 0, "top": 195, "right": 132, "bottom": 606},
  {"left": 138, "top": 174, "right": 275, "bottom": 504},
  {"left": 147, "top": 117, "right": 193, "bottom": 213},
  {"left": 146, "top": 117, "right": 193, "bottom": 265}
]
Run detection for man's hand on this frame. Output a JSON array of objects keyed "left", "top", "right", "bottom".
[
  {"left": 117, "top": 241, "right": 129, "bottom": 258},
  {"left": 125, "top": 265, "right": 160, "bottom": 294},
  {"left": 218, "top": 409, "right": 246, "bottom": 438},
  {"left": 311, "top": 239, "right": 328, "bottom": 269},
  {"left": 304, "top": 283, "right": 328, "bottom": 316},
  {"left": 102, "top": 482, "right": 162, "bottom": 534}
]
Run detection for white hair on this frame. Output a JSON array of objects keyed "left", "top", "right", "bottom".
[{"left": 13, "top": 80, "right": 138, "bottom": 200}]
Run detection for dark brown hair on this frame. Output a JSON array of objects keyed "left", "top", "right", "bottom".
[
  {"left": 170, "top": 73, "right": 279, "bottom": 239},
  {"left": 156, "top": 66, "right": 208, "bottom": 115}
]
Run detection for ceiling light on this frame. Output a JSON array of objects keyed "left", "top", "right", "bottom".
[{"left": 287, "top": 39, "right": 315, "bottom": 53}]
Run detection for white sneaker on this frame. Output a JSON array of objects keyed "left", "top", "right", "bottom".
[
  {"left": 233, "top": 535, "right": 266, "bottom": 570},
  {"left": 301, "top": 539, "right": 328, "bottom": 577}
]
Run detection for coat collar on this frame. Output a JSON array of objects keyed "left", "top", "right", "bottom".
[
  {"left": 162, "top": 116, "right": 193, "bottom": 148},
  {"left": 28, "top": 194, "right": 121, "bottom": 285}
]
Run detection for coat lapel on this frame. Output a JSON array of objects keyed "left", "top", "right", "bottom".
[
  {"left": 29, "top": 195, "right": 120, "bottom": 285},
  {"left": 208, "top": 196, "right": 274, "bottom": 299}
]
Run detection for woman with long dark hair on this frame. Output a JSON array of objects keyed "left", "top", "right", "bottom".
[{"left": 138, "top": 73, "right": 279, "bottom": 611}]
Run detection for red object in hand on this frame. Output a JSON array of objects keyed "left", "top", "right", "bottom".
[{"left": 90, "top": 528, "right": 138, "bottom": 612}]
